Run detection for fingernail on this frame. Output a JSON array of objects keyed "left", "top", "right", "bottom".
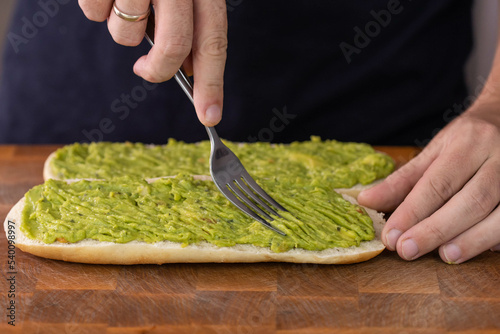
[
  {"left": 401, "top": 238, "right": 419, "bottom": 260},
  {"left": 442, "top": 243, "right": 462, "bottom": 264},
  {"left": 205, "top": 105, "right": 222, "bottom": 125},
  {"left": 385, "top": 229, "right": 402, "bottom": 251},
  {"left": 357, "top": 189, "right": 370, "bottom": 204},
  {"left": 490, "top": 244, "right": 500, "bottom": 252}
]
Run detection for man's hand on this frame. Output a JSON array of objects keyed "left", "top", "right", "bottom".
[
  {"left": 78, "top": 0, "right": 227, "bottom": 126},
  {"left": 358, "top": 108, "right": 500, "bottom": 264}
]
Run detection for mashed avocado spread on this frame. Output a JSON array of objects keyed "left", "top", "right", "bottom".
[
  {"left": 22, "top": 137, "right": 394, "bottom": 252},
  {"left": 21, "top": 175, "right": 377, "bottom": 252},
  {"left": 49, "top": 136, "right": 394, "bottom": 189}
]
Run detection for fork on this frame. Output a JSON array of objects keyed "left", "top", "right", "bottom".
[{"left": 144, "top": 14, "right": 287, "bottom": 235}]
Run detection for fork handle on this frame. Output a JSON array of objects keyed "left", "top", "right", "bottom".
[
  {"left": 172, "top": 69, "right": 221, "bottom": 143},
  {"left": 173, "top": 68, "right": 194, "bottom": 104},
  {"left": 174, "top": 69, "right": 221, "bottom": 145}
]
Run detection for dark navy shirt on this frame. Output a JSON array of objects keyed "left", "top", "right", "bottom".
[{"left": 0, "top": 0, "right": 473, "bottom": 145}]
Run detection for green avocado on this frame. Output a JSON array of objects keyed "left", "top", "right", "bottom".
[
  {"left": 49, "top": 136, "right": 394, "bottom": 189},
  {"left": 21, "top": 175, "right": 378, "bottom": 252},
  {"left": 23, "top": 137, "right": 394, "bottom": 252}
]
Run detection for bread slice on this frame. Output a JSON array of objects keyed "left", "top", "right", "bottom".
[
  {"left": 42, "top": 151, "right": 56, "bottom": 181},
  {"left": 3, "top": 177, "right": 385, "bottom": 265}
]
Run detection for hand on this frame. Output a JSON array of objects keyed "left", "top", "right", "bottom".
[
  {"left": 358, "top": 108, "right": 500, "bottom": 264},
  {"left": 78, "top": 0, "right": 227, "bottom": 126}
]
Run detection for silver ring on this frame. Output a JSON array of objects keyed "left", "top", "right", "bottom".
[{"left": 112, "top": 2, "right": 150, "bottom": 22}]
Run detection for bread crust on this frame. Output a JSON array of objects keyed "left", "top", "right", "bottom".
[{"left": 4, "top": 187, "right": 385, "bottom": 265}]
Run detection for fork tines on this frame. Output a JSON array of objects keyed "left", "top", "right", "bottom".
[{"left": 217, "top": 175, "right": 287, "bottom": 236}]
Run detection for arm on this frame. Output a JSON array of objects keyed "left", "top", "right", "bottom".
[
  {"left": 78, "top": 0, "right": 227, "bottom": 126},
  {"left": 357, "top": 9, "right": 500, "bottom": 264}
]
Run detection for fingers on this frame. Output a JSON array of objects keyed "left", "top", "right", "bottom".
[
  {"left": 191, "top": 0, "right": 227, "bottom": 126},
  {"left": 439, "top": 204, "right": 500, "bottom": 264},
  {"left": 107, "top": 0, "right": 151, "bottom": 46},
  {"left": 358, "top": 115, "right": 500, "bottom": 264},
  {"left": 80, "top": 0, "right": 227, "bottom": 127},
  {"left": 134, "top": 0, "right": 194, "bottom": 83},
  {"left": 382, "top": 142, "right": 488, "bottom": 251},
  {"left": 358, "top": 142, "right": 440, "bottom": 213},
  {"left": 376, "top": 116, "right": 500, "bottom": 263},
  {"left": 396, "top": 158, "right": 500, "bottom": 262},
  {"left": 79, "top": 0, "right": 113, "bottom": 22},
  {"left": 79, "top": 0, "right": 150, "bottom": 46}
]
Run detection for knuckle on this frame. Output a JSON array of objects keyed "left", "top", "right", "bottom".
[
  {"left": 78, "top": 0, "right": 109, "bottom": 22},
  {"left": 195, "top": 32, "right": 228, "bottom": 58},
  {"left": 138, "top": 71, "right": 156, "bottom": 83},
  {"left": 465, "top": 185, "right": 498, "bottom": 219},
  {"left": 141, "top": 69, "right": 174, "bottom": 83},
  {"left": 405, "top": 206, "right": 423, "bottom": 224},
  {"left": 473, "top": 233, "right": 492, "bottom": 252},
  {"left": 428, "top": 176, "right": 454, "bottom": 203},
  {"left": 425, "top": 222, "right": 449, "bottom": 245},
  {"left": 463, "top": 194, "right": 486, "bottom": 220},
  {"left": 396, "top": 201, "right": 423, "bottom": 226},
  {"left": 111, "top": 32, "right": 143, "bottom": 47},
  {"left": 158, "top": 36, "right": 192, "bottom": 63},
  {"left": 203, "top": 79, "right": 224, "bottom": 91},
  {"left": 387, "top": 167, "right": 413, "bottom": 189},
  {"left": 462, "top": 163, "right": 500, "bottom": 219}
]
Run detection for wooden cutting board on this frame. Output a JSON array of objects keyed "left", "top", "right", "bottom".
[{"left": 1, "top": 145, "right": 499, "bottom": 334}]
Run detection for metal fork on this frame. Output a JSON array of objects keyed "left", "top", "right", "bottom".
[{"left": 145, "top": 14, "right": 287, "bottom": 235}]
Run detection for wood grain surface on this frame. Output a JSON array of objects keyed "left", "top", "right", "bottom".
[{"left": 1, "top": 145, "right": 500, "bottom": 334}]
